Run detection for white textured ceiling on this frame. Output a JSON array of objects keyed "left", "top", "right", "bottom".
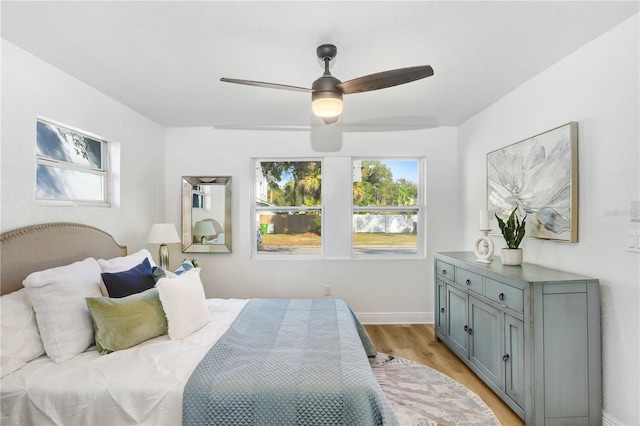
[{"left": 2, "top": 1, "right": 638, "bottom": 128}]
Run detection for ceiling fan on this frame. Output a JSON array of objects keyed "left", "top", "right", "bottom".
[{"left": 220, "top": 44, "right": 434, "bottom": 125}]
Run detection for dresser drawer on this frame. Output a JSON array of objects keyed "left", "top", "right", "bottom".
[
  {"left": 485, "top": 278, "right": 523, "bottom": 312},
  {"left": 436, "top": 260, "right": 455, "bottom": 280},
  {"left": 456, "top": 268, "right": 483, "bottom": 294}
]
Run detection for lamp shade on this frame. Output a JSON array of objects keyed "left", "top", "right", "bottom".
[
  {"left": 193, "top": 220, "right": 216, "bottom": 236},
  {"left": 147, "top": 223, "right": 180, "bottom": 244}
]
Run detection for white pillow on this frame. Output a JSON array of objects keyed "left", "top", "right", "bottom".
[
  {"left": 156, "top": 268, "right": 209, "bottom": 340},
  {"left": 97, "top": 249, "right": 156, "bottom": 273},
  {"left": 23, "top": 258, "right": 102, "bottom": 363},
  {"left": 0, "top": 289, "right": 45, "bottom": 377}
]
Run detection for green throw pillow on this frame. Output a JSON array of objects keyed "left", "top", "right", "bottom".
[{"left": 86, "top": 288, "right": 168, "bottom": 354}]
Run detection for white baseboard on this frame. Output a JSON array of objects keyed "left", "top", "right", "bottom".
[
  {"left": 602, "top": 410, "right": 621, "bottom": 426},
  {"left": 356, "top": 311, "right": 433, "bottom": 324}
]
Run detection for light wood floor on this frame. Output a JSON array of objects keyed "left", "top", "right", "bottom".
[{"left": 364, "top": 324, "right": 524, "bottom": 426}]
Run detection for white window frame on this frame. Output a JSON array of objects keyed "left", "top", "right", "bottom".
[
  {"left": 252, "top": 158, "right": 324, "bottom": 259},
  {"left": 351, "top": 157, "right": 425, "bottom": 259},
  {"left": 35, "top": 117, "right": 110, "bottom": 206}
]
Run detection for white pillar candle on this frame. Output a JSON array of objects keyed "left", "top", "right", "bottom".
[{"left": 480, "top": 210, "right": 491, "bottom": 230}]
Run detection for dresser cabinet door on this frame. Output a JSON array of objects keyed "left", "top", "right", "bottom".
[
  {"left": 435, "top": 278, "right": 447, "bottom": 337},
  {"left": 468, "top": 296, "right": 503, "bottom": 389},
  {"left": 445, "top": 284, "right": 468, "bottom": 357},
  {"left": 504, "top": 314, "right": 525, "bottom": 409}
]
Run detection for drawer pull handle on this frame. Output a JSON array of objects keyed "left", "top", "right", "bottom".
[
  {"left": 498, "top": 292, "right": 505, "bottom": 301},
  {"left": 442, "top": 270, "right": 447, "bottom": 275},
  {"left": 467, "top": 327, "right": 473, "bottom": 335},
  {"left": 463, "top": 325, "right": 468, "bottom": 332},
  {"left": 503, "top": 354, "right": 510, "bottom": 362},
  {"left": 440, "top": 307, "right": 445, "bottom": 313},
  {"left": 465, "top": 279, "right": 471, "bottom": 285}
]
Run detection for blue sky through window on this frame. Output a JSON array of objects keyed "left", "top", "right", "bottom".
[{"left": 384, "top": 160, "right": 418, "bottom": 183}]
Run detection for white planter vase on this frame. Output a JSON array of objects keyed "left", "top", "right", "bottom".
[{"left": 501, "top": 248, "right": 523, "bottom": 266}]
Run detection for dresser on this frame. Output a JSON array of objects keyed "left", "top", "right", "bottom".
[{"left": 434, "top": 252, "right": 601, "bottom": 425}]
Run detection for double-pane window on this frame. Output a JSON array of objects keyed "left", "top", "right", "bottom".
[
  {"left": 353, "top": 159, "right": 420, "bottom": 255},
  {"left": 255, "top": 160, "right": 322, "bottom": 255},
  {"left": 253, "top": 157, "right": 423, "bottom": 258},
  {"left": 36, "top": 118, "right": 109, "bottom": 205}
]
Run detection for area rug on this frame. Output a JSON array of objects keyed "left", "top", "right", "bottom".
[{"left": 370, "top": 354, "right": 501, "bottom": 426}]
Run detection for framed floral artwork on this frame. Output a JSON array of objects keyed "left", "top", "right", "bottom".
[{"left": 487, "top": 122, "right": 578, "bottom": 242}]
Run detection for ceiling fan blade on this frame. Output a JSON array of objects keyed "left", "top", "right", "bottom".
[
  {"left": 220, "top": 78, "right": 312, "bottom": 93},
  {"left": 338, "top": 65, "right": 434, "bottom": 94}
]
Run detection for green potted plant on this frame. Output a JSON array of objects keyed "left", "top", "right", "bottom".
[{"left": 495, "top": 209, "right": 526, "bottom": 265}]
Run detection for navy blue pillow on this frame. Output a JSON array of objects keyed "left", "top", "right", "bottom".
[{"left": 101, "top": 258, "right": 156, "bottom": 298}]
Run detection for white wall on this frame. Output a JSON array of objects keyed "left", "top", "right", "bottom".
[
  {"left": 1, "top": 40, "right": 166, "bottom": 250},
  {"left": 458, "top": 14, "right": 639, "bottom": 425},
  {"left": 165, "top": 126, "right": 459, "bottom": 322}
]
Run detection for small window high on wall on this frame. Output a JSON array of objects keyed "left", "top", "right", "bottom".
[
  {"left": 353, "top": 159, "right": 421, "bottom": 256},
  {"left": 35, "top": 118, "right": 110, "bottom": 206}
]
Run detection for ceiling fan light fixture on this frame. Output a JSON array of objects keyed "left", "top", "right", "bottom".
[{"left": 311, "top": 91, "right": 343, "bottom": 118}]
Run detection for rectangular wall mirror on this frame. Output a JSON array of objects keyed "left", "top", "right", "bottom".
[{"left": 181, "top": 176, "right": 232, "bottom": 253}]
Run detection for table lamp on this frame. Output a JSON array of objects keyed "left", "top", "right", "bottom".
[
  {"left": 147, "top": 223, "right": 180, "bottom": 269},
  {"left": 193, "top": 220, "right": 216, "bottom": 244}
]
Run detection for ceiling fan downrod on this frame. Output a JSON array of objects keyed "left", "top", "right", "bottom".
[{"left": 317, "top": 44, "right": 337, "bottom": 77}]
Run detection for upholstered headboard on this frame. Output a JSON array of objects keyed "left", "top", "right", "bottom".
[{"left": 1, "top": 223, "right": 127, "bottom": 296}]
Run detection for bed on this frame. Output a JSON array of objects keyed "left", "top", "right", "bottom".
[{"left": 1, "top": 223, "right": 397, "bottom": 425}]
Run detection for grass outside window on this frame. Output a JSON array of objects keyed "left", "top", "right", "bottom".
[{"left": 260, "top": 232, "right": 417, "bottom": 247}]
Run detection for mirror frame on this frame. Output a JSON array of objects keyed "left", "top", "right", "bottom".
[{"left": 181, "top": 176, "right": 232, "bottom": 253}]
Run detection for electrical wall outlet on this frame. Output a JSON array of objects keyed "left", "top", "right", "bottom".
[
  {"left": 627, "top": 230, "right": 640, "bottom": 253},
  {"left": 324, "top": 285, "right": 331, "bottom": 296},
  {"left": 631, "top": 201, "right": 640, "bottom": 222}
]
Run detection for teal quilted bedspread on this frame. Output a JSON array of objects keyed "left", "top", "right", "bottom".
[{"left": 183, "top": 298, "right": 398, "bottom": 425}]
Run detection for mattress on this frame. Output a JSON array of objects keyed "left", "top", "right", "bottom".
[{"left": 1, "top": 298, "right": 249, "bottom": 425}]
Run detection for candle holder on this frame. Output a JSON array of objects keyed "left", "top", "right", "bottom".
[{"left": 473, "top": 229, "right": 495, "bottom": 263}]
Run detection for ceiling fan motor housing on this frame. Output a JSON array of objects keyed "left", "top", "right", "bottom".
[{"left": 312, "top": 75, "right": 343, "bottom": 98}]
